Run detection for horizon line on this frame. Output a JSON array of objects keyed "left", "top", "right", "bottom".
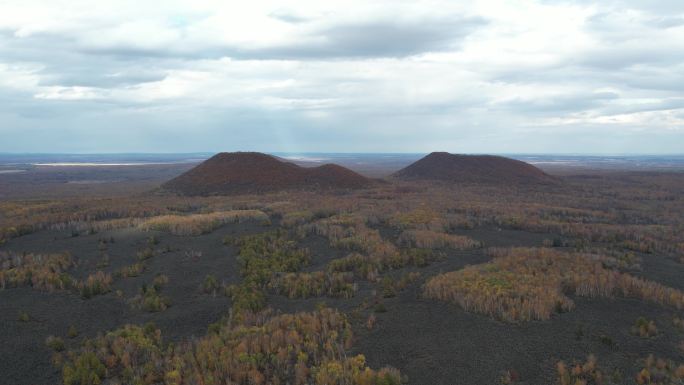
[{"left": 2, "top": 151, "right": 684, "bottom": 157}]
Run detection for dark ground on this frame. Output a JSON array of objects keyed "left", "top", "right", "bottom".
[
  {"left": 0, "top": 222, "right": 264, "bottom": 385},
  {"left": 2, "top": 220, "right": 684, "bottom": 385}
]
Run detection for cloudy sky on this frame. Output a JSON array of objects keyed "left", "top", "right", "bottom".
[{"left": 1, "top": 0, "right": 683, "bottom": 154}]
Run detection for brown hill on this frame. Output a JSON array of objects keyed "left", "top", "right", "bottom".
[
  {"left": 162, "top": 152, "right": 371, "bottom": 195},
  {"left": 393, "top": 152, "right": 554, "bottom": 184}
]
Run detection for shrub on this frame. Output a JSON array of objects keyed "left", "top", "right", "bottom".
[
  {"left": 381, "top": 276, "right": 397, "bottom": 298},
  {"left": 556, "top": 355, "right": 603, "bottom": 385},
  {"left": 202, "top": 274, "right": 220, "bottom": 295},
  {"left": 398, "top": 229, "right": 481, "bottom": 249},
  {"left": 328, "top": 253, "right": 376, "bottom": 277},
  {"left": 136, "top": 247, "right": 156, "bottom": 261},
  {"left": 67, "top": 325, "right": 78, "bottom": 339},
  {"left": 147, "top": 235, "right": 159, "bottom": 245},
  {"left": 270, "top": 271, "right": 356, "bottom": 299},
  {"left": 631, "top": 317, "right": 658, "bottom": 338},
  {"left": 46, "top": 336, "right": 65, "bottom": 352},
  {"left": 131, "top": 276, "right": 170, "bottom": 312},
  {"left": 152, "top": 274, "right": 169, "bottom": 289},
  {"left": 62, "top": 352, "right": 106, "bottom": 385},
  {"left": 599, "top": 334, "right": 615, "bottom": 347},
  {"left": 401, "top": 248, "right": 443, "bottom": 267},
  {"left": 366, "top": 314, "right": 377, "bottom": 330},
  {"left": 380, "top": 272, "right": 421, "bottom": 298},
  {"left": 600, "top": 250, "right": 642, "bottom": 271},
  {"left": 224, "top": 283, "right": 266, "bottom": 314},
  {"left": 17, "top": 311, "right": 29, "bottom": 322},
  {"left": 635, "top": 355, "right": 684, "bottom": 384},
  {"left": 77, "top": 271, "right": 113, "bottom": 299},
  {"left": 118, "top": 262, "right": 145, "bottom": 278},
  {"left": 674, "top": 317, "right": 684, "bottom": 331},
  {"left": 500, "top": 369, "right": 520, "bottom": 384},
  {"left": 131, "top": 286, "right": 170, "bottom": 312}
]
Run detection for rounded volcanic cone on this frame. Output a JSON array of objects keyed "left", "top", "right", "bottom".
[
  {"left": 162, "top": 152, "right": 371, "bottom": 195},
  {"left": 392, "top": 152, "right": 555, "bottom": 184}
]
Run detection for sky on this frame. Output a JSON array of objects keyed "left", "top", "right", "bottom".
[{"left": 1, "top": 0, "right": 684, "bottom": 154}]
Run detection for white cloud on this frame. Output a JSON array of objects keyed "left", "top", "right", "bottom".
[{"left": 0, "top": 0, "right": 683, "bottom": 153}]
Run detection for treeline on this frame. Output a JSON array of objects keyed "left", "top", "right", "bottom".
[
  {"left": 424, "top": 247, "right": 684, "bottom": 322},
  {"left": 0, "top": 195, "right": 272, "bottom": 244},
  {"left": 139, "top": 210, "right": 269, "bottom": 236}
]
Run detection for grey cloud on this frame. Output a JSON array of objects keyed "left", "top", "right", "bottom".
[
  {"left": 648, "top": 16, "right": 684, "bottom": 29},
  {"left": 34, "top": 59, "right": 168, "bottom": 88},
  {"left": 617, "top": 69, "right": 684, "bottom": 92},
  {"left": 42, "top": 69, "right": 166, "bottom": 88},
  {"left": 268, "top": 9, "right": 310, "bottom": 24},
  {"left": 267, "top": 17, "right": 487, "bottom": 59},
  {"left": 493, "top": 92, "right": 619, "bottom": 116},
  {"left": 574, "top": 46, "right": 684, "bottom": 70},
  {"left": 600, "top": 98, "right": 684, "bottom": 116},
  {"left": 12, "top": 16, "right": 487, "bottom": 61},
  {"left": 493, "top": 60, "right": 684, "bottom": 95},
  {"left": 0, "top": 34, "right": 163, "bottom": 88},
  {"left": 579, "top": 13, "right": 684, "bottom": 70},
  {"left": 611, "top": 0, "right": 684, "bottom": 13},
  {"left": 546, "top": 0, "right": 684, "bottom": 13}
]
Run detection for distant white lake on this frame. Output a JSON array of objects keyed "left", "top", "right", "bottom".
[
  {"left": 0, "top": 169, "right": 26, "bottom": 174},
  {"left": 280, "top": 156, "right": 329, "bottom": 163},
  {"left": 67, "top": 180, "right": 117, "bottom": 184},
  {"left": 34, "top": 162, "right": 179, "bottom": 167}
]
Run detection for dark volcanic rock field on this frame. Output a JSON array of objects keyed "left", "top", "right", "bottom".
[{"left": 3, "top": 219, "right": 682, "bottom": 384}]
